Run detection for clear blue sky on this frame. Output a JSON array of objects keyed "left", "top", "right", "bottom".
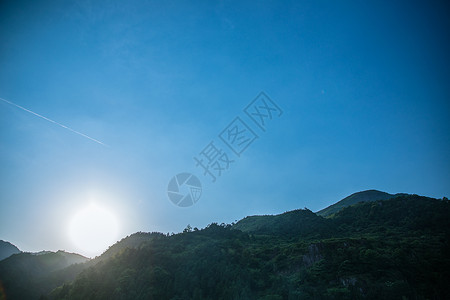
[{"left": 1, "top": 0, "right": 449, "bottom": 255}]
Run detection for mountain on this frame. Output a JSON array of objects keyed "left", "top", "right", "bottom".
[
  {"left": 315, "top": 189, "right": 408, "bottom": 217},
  {"left": 99, "top": 231, "right": 165, "bottom": 261},
  {"left": 0, "top": 250, "right": 89, "bottom": 300},
  {"left": 0, "top": 233, "right": 162, "bottom": 300},
  {"left": 0, "top": 240, "right": 21, "bottom": 261},
  {"left": 233, "top": 208, "right": 333, "bottom": 238},
  {"left": 48, "top": 194, "right": 449, "bottom": 300},
  {"left": 2, "top": 192, "right": 449, "bottom": 299}
]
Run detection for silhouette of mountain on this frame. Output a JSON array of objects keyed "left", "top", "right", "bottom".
[
  {"left": 2, "top": 192, "right": 449, "bottom": 299},
  {"left": 316, "top": 189, "right": 408, "bottom": 217},
  {"left": 49, "top": 194, "right": 449, "bottom": 300},
  {"left": 98, "top": 231, "right": 165, "bottom": 261},
  {"left": 0, "top": 240, "right": 21, "bottom": 261},
  {"left": 233, "top": 208, "right": 333, "bottom": 238},
  {"left": 0, "top": 250, "right": 89, "bottom": 299}
]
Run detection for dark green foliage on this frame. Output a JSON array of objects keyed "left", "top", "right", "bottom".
[
  {"left": 98, "top": 232, "right": 165, "bottom": 261},
  {"left": 4, "top": 195, "right": 450, "bottom": 299},
  {"left": 0, "top": 251, "right": 89, "bottom": 300},
  {"left": 233, "top": 209, "right": 333, "bottom": 238},
  {"left": 315, "top": 190, "right": 407, "bottom": 217}
]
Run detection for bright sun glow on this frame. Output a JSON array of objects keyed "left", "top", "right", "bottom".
[{"left": 69, "top": 203, "right": 119, "bottom": 257}]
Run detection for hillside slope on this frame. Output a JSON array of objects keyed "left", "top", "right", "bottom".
[
  {"left": 315, "top": 189, "right": 407, "bottom": 217},
  {"left": 48, "top": 195, "right": 450, "bottom": 300},
  {"left": 0, "top": 240, "right": 21, "bottom": 261},
  {"left": 0, "top": 250, "right": 89, "bottom": 300},
  {"left": 233, "top": 208, "right": 332, "bottom": 238}
]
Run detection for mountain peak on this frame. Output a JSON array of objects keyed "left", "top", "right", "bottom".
[
  {"left": 0, "top": 240, "right": 21, "bottom": 261},
  {"left": 316, "top": 190, "right": 407, "bottom": 217}
]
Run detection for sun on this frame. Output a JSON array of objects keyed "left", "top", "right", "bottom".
[{"left": 69, "top": 203, "right": 119, "bottom": 257}]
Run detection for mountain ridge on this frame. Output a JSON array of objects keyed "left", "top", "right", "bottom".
[
  {"left": 0, "top": 250, "right": 90, "bottom": 300},
  {"left": 0, "top": 240, "right": 21, "bottom": 261},
  {"left": 315, "top": 189, "right": 408, "bottom": 217},
  {"left": 1, "top": 191, "right": 449, "bottom": 299},
  {"left": 48, "top": 194, "right": 450, "bottom": 300}
]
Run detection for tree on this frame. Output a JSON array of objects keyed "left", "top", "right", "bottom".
[{"left": 183, "top": 224, "right": 193, "bottom": 233}]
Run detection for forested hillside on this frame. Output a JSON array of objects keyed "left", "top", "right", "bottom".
[
  {"left": 315, "top": 190, "right": 406, "bottom": 217},
  {"left": 0, "top": 251, "right": 89, "bottom": 300},
  {"left": 44, "top": 194, "right": 450, "bottom": 300}
]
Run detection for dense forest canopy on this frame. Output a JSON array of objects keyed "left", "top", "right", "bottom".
[{"left": 1, "top": 194, "right": 449, "bottom": 300}]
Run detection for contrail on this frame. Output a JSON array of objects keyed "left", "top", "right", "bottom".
[{"left": 0, "top": 97, "right": 109, "bottom": 147}]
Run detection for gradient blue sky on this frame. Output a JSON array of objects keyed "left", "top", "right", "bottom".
[{"left": 1, "top": 0, "right": 449, "bottom": 256}]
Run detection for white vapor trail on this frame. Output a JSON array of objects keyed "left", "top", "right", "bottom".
[{"left": 0, "top": 97, "right": 109, "bottom": 147}]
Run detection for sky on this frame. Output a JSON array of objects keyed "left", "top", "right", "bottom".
[{"left": 1, "top": 0, "right": 449, "bottom": 257}]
